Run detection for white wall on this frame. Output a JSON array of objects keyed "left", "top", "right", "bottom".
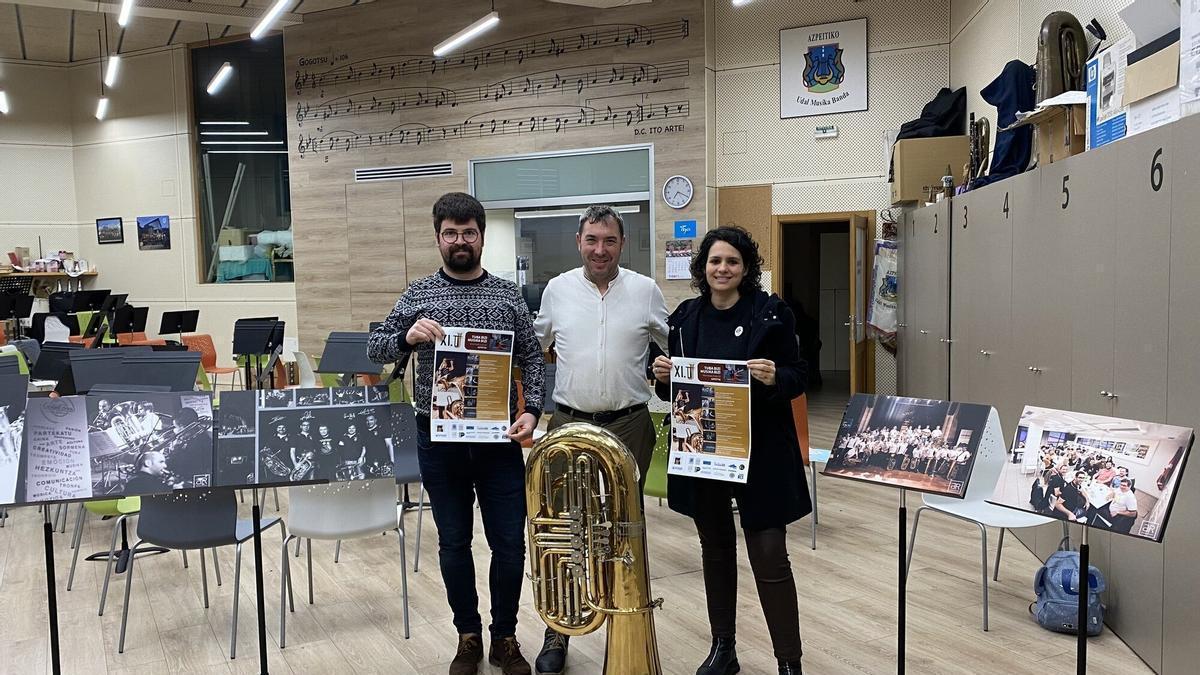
[
  {"left": 0, "top": 48, "right": 296, "bottom": 362},
  {"left": 0, "top": 62, "right": 79, "bottom": 256}
]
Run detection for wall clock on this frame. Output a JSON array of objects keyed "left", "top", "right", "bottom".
[{"left": 662, "top": 174, "right": 693, "bottom": 209}]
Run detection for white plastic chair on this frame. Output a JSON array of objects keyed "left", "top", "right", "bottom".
[
  {"left": 280, "top": 478, "right": 410, "bottom": 646},
  {"left": 293, "top": 350, "right": 319, "bottom": 388},
  {"left": 904, "top": 413, "right": 1057, "bottom": 632}
]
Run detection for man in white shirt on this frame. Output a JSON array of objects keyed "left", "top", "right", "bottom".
[
  {"left": 1107, "top": 479, "right": 1139, "bottom": 532},
  {"left": 532, "top": 204, "right": 668, "bottom": 675}
]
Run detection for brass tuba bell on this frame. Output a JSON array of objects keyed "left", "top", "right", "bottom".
[{"left": 525, "top": 423, "right": 662, "bottom": 674}]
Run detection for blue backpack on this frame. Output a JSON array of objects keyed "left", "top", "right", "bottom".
[{"left": 1032, "top": 549, "right": 1106, "bottom": 636}]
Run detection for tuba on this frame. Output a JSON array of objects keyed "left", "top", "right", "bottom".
[
  {"left": 1036, "top": 11, "right": 1088, "bottom": 103},
  {"left": 526, "top": 424, "right": 662, "bottom": 674}
]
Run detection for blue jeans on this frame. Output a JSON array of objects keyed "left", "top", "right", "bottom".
[{"left": 417, "top": 424, "right": 527, "bottom": 638}]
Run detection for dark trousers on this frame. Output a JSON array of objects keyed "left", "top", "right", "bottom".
[
  {"left": 693, "top": 483, "right": 803, "bottom": 662},
  {"left": 417, "top": 425, "right": 526, "bottom": 639},
  {"left": 548, "top": 405, "right": 655, "bottom": 493}
]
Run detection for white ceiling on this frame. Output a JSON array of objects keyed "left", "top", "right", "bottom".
[{"left": 0, "top": 0, "right": 364, "bottom": 63}]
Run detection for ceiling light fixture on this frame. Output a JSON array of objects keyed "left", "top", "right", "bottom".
[
  {"left": 0, "top": 90, "right": 9, "bottom": 114},
  {"left": 206, "top": 61, "right": 234, "bottom": 95},
  {"left": 200, "top": 140, "right": 285, "bottom": 145},
  {"left": 118, "top": 0, "right": 134, "bottom": 27},
  {"left": 199, "top": 121, "right": 250, "bottom": 125},
  {"left": 104, "top": 55, "right": 121, "bottom": 87},
  {"left": 251, "top": 0, "right": 293, "bottom": 40},
  {"left": 433, "top": 8, "right": 500, "bottom": 57},
  {"left": 200, "top": 130, "right": 269, "bottom": 136},
  {"left": 731, "top": 0, "right": 755, "bottom": 6},
  {"left": 95, "top": 97, "right": 109, "bottom": 120},
  {"left": 515, "top": 205, "right": 641, "bottom": 219}
]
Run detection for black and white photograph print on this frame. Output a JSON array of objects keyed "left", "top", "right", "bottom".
[
  {"left": 990, "top": 407, "right": 1194, "bottom": 542},
  {"left": 87, "top": 392, "right": 215, "bottom": 497},
  {"left": 215, "top": 391, "right": 257, "bottom": 486},
  {"left": 824, "top": 394, "right": 992, "bottom": 498},
  {"left": 96, "top": 217, "right": 124, "bottom": 244},
  {"left": 0, "top": 374, "right": 29, "bottom": 506},
  {"left": 136, "top": 215, "right": 171, "bottom": 250},
  {"left": 255, "top": 386, "right": 394, "bottom": 484},
  {"left": 261, "top": 389, "right": 295, "bottom": 408}
]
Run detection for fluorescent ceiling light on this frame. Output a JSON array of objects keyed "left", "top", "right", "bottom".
[
  {"left": 95, "top": 97, "right": 109, "bottom": 120},
  {"left": 515, "top": 205, "right": 641, "bottom": 219},
  {"left": 0, "top": 90, "right": 8, "bottom": 115},
  {"left": 118, "top": 0, "right": 134, "bottom": 26},
  {"left": 200, "top": 140, "right": 285, "bottom": 145},
  {"left": 433, "top": 11, "right": 500, "bottom": 57},
  {"left": 206, "top": 149, "right": 289, "bottom": 154},
  {"left": 200, "top": 121, "right": 250, "bottom": 125},
  {"left": 206, "top": 62, "right": 234, "bottom": 95},
  {"left": 104, "top": 55, "right": 121, "bottom": 87},
  {"left": 731, "top": 0, "right": 755, "bottom": 6},
  {"left": 200, "top": 130, "right": 269, "bottom": 136},
  {"left": 251, "top": 0, "right": 292, "bottom": 40}
]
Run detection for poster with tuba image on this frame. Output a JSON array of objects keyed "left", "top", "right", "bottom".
[
  {"left": 667, "top": 357, "right": 752, "bottom": 484},
  {"left": 86, "top": 393, "right": 214, "bottom": 497},
  {"left": 248, "top": 386, "right": 395, "bottom": 484},
  {"left": 0, "top": 374, "right": 29, "bottom": 506},
  {"left": 430, "top": 327, "right": 513, "bottom": 443}
]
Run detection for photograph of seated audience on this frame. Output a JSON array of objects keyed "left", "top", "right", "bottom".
[
  {"left": 991, "top": 408, "right": 1194, "bottom": 541},
  {"left": 825, "top": 395, "right": 991, "bottom": 497}
]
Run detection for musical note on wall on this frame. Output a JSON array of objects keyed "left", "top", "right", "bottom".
[
  {"left": 295, "top": 101, "right": 690, "bottom": 156},
  {"left": 294, "top": 61, "right": 689, "bottom": 126},
  {"left": 292, "top": 19, "right": 690, "bottom": 92}
]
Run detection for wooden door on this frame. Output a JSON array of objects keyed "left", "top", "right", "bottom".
[{"left": 847, "top": 215, "right": 870, "bottom": 394}]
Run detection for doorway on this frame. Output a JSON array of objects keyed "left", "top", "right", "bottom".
[{"left": 772, "top": 211, "right": 876, "bottom": 398}]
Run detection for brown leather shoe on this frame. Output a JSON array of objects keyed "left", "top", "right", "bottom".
[
  {"left": 449, "top": 633, "right": 483, "bottom": 675},
  {"left": 489, "top": 636, "right": 533, "bottom": 675}
]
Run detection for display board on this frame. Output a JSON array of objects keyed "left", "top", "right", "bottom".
[
  {"left": 989, "top": 406, "right": 1194, "bottom": 542},
  {"left": 217, "top": 385, "right": 394, "bottom": 485},
  {"left": 824, "top": 394, "right": 993, "bottom": 498},
  {"left": 0, "top": 374, "right": 29, "bottom": 505}
]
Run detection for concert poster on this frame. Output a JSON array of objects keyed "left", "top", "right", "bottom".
[
  {"left": 430, "top": 327, "right": 513, "bottom": 443},
  {"left": 0, "top": 374, "right": 29, "bottom": 505},
  {"left": 667, "top": 357, "right": 752, "bottom": 484}
]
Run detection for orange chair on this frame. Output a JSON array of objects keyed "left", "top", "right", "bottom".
[
  {"left": 182, "top": 333, "right": 243, "bottom": 390},
  {"left": 130, "top": 339, "right": 166, "bottom": 346},
  {"left": 116, "top": 332, "right": 149, "bottom": 345}
]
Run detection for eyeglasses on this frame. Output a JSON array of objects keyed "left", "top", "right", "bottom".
[{"left": 440, "top": 229, "right": 480, "bottom": 243}]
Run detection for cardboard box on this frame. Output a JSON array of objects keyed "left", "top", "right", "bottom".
[
  {"left": 218, "top": 228, "right": 247, "bottom": 246},
  {"left": 1125, "top": 32, "right": 1179, "bottom": 105},
  {"left": 219, "top": 245, "right": 255, "bottom": 262},
  {"left": 889, "top": 135, "right": 969, "bottom": 204},
  {"left": 1034, "top": 104, "right": 1086, "bottom": 166}
]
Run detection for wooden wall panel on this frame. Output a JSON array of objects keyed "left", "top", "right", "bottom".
[
  {"left": 283, "top": 0, "right": 707, "bottom": 350},
  {"left": 716, "top": 185, "right": 772, "bottom": 268}
]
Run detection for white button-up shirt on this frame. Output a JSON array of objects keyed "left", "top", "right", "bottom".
[{"left": 534, "top": 267, "right": 669, "bottom": 413}]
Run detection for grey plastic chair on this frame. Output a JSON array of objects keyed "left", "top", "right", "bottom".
[{"left": 117, "top": 488, "right": 286, "bottom": 659}]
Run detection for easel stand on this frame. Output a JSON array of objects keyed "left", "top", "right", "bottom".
[
  {"left": 1077, "top": 526, "right": 1089, "bottom": 675},
  {"left": 898, "top": 488, "right": 907, "bottom": 675},
  {"left": 252, "top": 490, "right": 270, "bottom": 674},
  {"left": 43, "top": 509, "right": 62, "bottom": 675}
]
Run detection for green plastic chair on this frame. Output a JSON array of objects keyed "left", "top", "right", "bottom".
[
  {"left": 67, "top": 497, "right": 142, "bottom": 614},
  {"left": 643, "top": 412, "right": 670, "bottom": 503}
]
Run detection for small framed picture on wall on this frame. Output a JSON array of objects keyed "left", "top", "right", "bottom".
[
  {"left": 136, "top": 215, "right": 171, "bottom": 250},
  {"left": 96, "top": 217, "right": 124, "bottom": 244}
]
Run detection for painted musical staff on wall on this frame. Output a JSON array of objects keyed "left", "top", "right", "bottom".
[
  {"left": 294, "top": 60, "right": 690, "bottom": 126},
  {"left": 296, "top": 101, "right": 690, "bottom": 156},
  {"left": 293, "top": 19, "right": 690, "bottom": 93}
]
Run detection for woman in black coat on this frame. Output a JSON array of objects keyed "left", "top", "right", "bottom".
[{"left": 651, "top": 226, "right": 809, "bottom": 675}]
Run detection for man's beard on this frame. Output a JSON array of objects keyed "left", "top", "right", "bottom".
[{"left": 443, "top": 245, "right": 480, "bottom": 272}]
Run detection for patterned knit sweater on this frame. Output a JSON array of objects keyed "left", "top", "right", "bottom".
[{"left": 367, "top": 269, "right": 545, "bottom": 420}]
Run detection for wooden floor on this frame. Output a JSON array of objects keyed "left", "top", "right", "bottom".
[{"left": 0, "top": 376, "right": 1155, "bottom": 674}]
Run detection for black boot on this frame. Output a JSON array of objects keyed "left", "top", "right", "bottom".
[
  {"left": 534, "top": 627, "right": 569, "bottom": 675},
  {"left": 696, "top": 636, "right": 739, "bottom": 675},
  {"left": 778, "top": 660, "right": 803, "bottom": 674}
]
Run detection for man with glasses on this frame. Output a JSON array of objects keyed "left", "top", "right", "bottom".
[{"left": 368, "top": 191, "right": 544, "bottom": 675}]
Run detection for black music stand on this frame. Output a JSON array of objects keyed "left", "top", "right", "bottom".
[
  {"left": 123, "top": 352, "right": 203, "bottom": 391},
  {"left": 70, "top": 290, "right": 109, "bottom": 313},
  {"left": 315, "top": 331, "right": 381, "bottom": 386},
  {"left": 159, "top": 310, "right": 199, "bottom": 344},
  {"left": 32, "top": 341, "right": 81, "bottom": 384},
  {"left": 0, "top": 355, "right": 21, "bottom": 375},
  {"left": 0, "top": 295, "right": 34, "bottom": 340},
  {"left": 82, "top": 294, "right": 128, "bottom": 343},
  {"left": 66, "top": 348, "right": 151, "bottom": 393},
  {"left": 232, "top": 318, "right": 285, "bottom": 390}
]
